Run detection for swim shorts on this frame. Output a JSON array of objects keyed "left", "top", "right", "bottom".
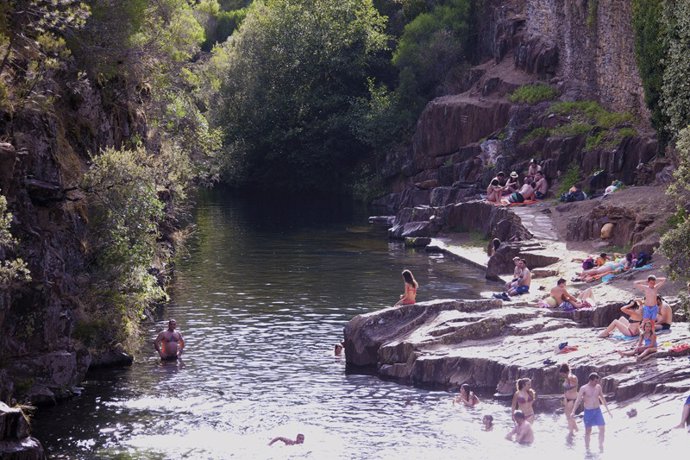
[
  {"left": 583, "top": 408, "right": 605, "bottom": 427},
  {"left": 659, "top": 323, "right": 671, "bottom": 330},
  {"left": 642, "top": 304, "right": 658, "bottom": 321},
  {"left": 560, "top": 301, "right": 576, "bottom": 312},
  {"left": 685, "top": 394, "right": 690, "bottom": 406},
  {"left": 514, "top": 285, "right": 529, "bottom": 295}
]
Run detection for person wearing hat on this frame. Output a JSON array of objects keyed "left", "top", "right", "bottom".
[{"left": 504, "top": 171, "right": 520, "bottom": 195}]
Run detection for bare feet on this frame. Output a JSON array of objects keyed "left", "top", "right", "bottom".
[{"left": 598, "top": 330, "right": 610, "bottom": 338}]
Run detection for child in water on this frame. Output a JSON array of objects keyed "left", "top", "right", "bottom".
[{"left": 395, "top": 269, "right": 418, "bottom": 306}]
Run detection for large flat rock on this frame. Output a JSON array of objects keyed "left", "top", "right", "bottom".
[{"left": 345, "top": 299, "right": 690, "bottom": 402}]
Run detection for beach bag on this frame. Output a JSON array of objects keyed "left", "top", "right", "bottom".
[{"left": 582, "top": 257, "right": 595, "bottom": 270}]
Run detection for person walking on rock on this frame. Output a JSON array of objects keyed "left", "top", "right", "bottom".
[
  {"left": 395, "top": 269, "right": 418, "bottom": 306},
  {"left": 570, "top": 372, "right": 610, "bottom": 453}
]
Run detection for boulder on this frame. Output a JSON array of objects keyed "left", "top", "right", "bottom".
[
  {"left": 344, "top": 299, "right": 690, "bottom": 398},
  {"left": 0, "top": 402, "right": 46, "bottom": 460},
  {"left": 444, "top": 201, "right": 533, "bottom": 242}
]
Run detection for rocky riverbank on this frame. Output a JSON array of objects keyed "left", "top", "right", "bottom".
[{"left": 347, "top": 184, "right": 690, "bottom": 434}]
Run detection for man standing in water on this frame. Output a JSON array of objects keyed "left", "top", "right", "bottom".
[
  {"left": 154, "top": 319, "right": 185, "bottom": 360},
  {"left": 570, "top": 372, "right": 610, "bottom": 453}
]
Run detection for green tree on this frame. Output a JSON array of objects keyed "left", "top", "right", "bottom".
[
  {"left": 661, "top": 126, "right": 690, "bottom": 279},
  {"left": 214, "top": 0, "right": 389, "bottom": 192},
  {"left": 0, "top": 0, "right": 90, "bottom": 113},
  {"left": 392, "top": 0, "right": 475, "bottom": 114},
  {"left": 662, "top": 0, "right": 690, "bottom": 137},
  {"left": 0, "top": 193, "right": 30, "bottom": 288},
  {"left": 631, "top": 0, "right": 667, "bottom": 142}
]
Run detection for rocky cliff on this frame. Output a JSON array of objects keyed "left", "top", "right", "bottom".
[
  {"left": 0, "top": 78, "right": 147, "bottom": 405},
  {"left": 377, "top": 0, "right": 659, "bottom": 213}
]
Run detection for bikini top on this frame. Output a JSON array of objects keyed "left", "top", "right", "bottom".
[
  {"left": 563, "top": 379, "right": 577, "bottom": 391},
  {"left": 516, "top": 392, "right": 534, "bottom": 404}
]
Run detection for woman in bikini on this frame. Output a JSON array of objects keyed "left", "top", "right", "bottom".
[
  {"left": 598, "top": 299, "right": 643, "bottom": 338},
  {"left": 559, "top": 363, "right": 579, "bottom": 435},
  {"left": 394, "top": 269, "right": 418, "bottom": 306},
  {"left": 511, "top": 378, "right": 536, "bottom": 423}
]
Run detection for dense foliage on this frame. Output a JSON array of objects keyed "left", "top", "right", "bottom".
[
  {"left": 213, "top": 0, "right": 388, "bottom": 193},
  {"left": 661, "top": 0, "right": 690, "bottom": 137},
  {"left": 0, "top": 194, "right": 30, "bottom": 288},
  {"left": 631, "top": 0, "right": 667, "bottom": 141}
]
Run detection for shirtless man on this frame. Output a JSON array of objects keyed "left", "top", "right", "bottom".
[
  {"left": 505, "top": 410, "right": 534, "bottom": 445},
  {"left": 508, "top": 259, "right": 531, "bottom": 296},
  {"left": 534, "top": 171, "right": 548, "bottom": 199},
  {"left": 549, "top": 278, "right": 583, "bottom": 309},
  {"left": 634, "top": 275, "right": 666, "bottom": 329},
  {"left": 655, "top": 295, "right": 673, "bottom": 332},
  {"left": 154, "top": 319, "right": 185, "bottom": 360},
  {"left": 268, "top": 433, "right": 304, "bottom": 446},
  {"left": 505, "top": 257, "right": 522, "bottom": 291},
  {"left": 570, "top": 372, "right": 610, "bottom": 453}
]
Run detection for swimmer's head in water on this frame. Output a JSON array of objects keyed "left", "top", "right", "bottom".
[
  {"left": 296, "top": 434, "right": 305, "bottom": 444},
  {"left": 482, "top": 415, "right": 493, "bottom": 426}
]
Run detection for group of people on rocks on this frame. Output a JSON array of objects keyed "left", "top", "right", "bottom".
[{"left": 485, "top": 160, "right": 549, "bottom": 204}]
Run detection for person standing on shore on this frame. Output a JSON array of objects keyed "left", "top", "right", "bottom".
[
  {"left": 395, "top": 269, "right": 418, "bottom": 306},
  {"left": 634, "top": 275, "right": 666, "bottom": 330},
  {"left": 154, "top": 319, "right": 185, "bottom": 360},
  {"left": 570, "top": 372, "right": 611, "bottom": 453}
]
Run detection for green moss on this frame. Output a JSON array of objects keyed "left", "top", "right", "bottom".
[
  {"left": 509, "top": 83, "right": 559, "bottom": 104},
  {"left": 551, "top": 123, "right": 591, "bottom": 137},
  {"left": 520, "top": 127, "right": 550, "bottom": 145},
  {"left": 556, "top": 163, "right": 581, "bottom": 197}
]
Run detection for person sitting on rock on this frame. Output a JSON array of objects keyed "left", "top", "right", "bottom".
[
  {"left": 534, "top": 171, "right": 548, "bottom": 199},
  {"left": 598, "top": 299, "right": 642, "bottom": 338},
  {"left": 394, "top": 269, "right": 418, "bottom": 306},
  {"left": 486, "top": 179, "right": 504, "bottom": 203},
  {"left": 507, "top": 259, "right": 531, "bottom": 296},
  {"left": 487, "top": 238, "right": 501, "bottom": 257},
  {"left": 492, "top": 171, "right": 507, "bottom": 186},
  {"left": 453, "top": 383, "right": 480, "bottom": 407},
  {"left": 655, "top": 295, "right": 673, "bottom": 332},
  {"left": 616, "top": 320, "right": 657, "bottom": 362},
  {"left": 504, "top": 257, "right": 523, "bottom": 292},
  {"left": 543, "top": 279, "right": 593, "bottom": 310},
  {"left": 504, "top": 171, "right": 520, "bottom": 195}
]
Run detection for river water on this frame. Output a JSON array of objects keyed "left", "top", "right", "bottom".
[{"left": 32, "top": 189, "right": 685, "bottom": 459}]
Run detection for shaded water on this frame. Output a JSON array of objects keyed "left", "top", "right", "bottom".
[{"left": 32, "top": 189, "right": 686, "bottom": 459}]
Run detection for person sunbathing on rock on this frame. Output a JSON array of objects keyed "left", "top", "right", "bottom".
[
  {"left": 598, "top": 299, "right": 643, "bottom": 338},
  {"left": 616, "top": 320, "right": 657, "bottom": 362},
  {"left": 576, "top": 258, "right": 626, "bottom": 280},
  {"left": 453, "top": 384, "right": 480, "bottom": 407},
  {"left": 508, "top": 180, "right": 535, "bottom": 204}
]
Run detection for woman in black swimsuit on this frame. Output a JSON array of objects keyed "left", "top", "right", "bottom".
[
  {"left": 559, "top": 363, "right": 579, "bottom": 436},
  {"left": 598, "top": 299, "right": 642, "bottom": 338}
]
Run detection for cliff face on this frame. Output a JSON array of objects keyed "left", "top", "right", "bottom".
[
  {"left": 0, "top": 77, "right": 146, "bottom": 404},
  {"left": 526, "top": 0, "right": 648, "bottom": 118},
  {"left": 377, "top": 0, "right": 658, "bottom": 214}
]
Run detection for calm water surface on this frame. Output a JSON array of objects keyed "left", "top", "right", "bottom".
[{"left": 32, "top": 189, "right": 685, "bottom": 459}]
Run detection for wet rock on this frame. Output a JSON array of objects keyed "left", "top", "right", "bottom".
[
  {"left": 368, "top": 216, "right": 395, "bottom": 226},
  {"left": 0, "top": 402, "right": 46, "bottom": 460},
  {"left": 404, "top": 237, "right": 431, "bottom": 248},
  {"left": 388, "top": 221, "right": 435, "bottom": 239},
  {"left": 344, "top": 299, "right": 690, "bottom": 400}
]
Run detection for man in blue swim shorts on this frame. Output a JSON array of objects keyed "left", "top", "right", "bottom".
[
  {"left": 634, "top": 275, "right": 666, "bottom": 330},
  {"left": 571, "top": 372, "right": 610, "bottom": 453}
]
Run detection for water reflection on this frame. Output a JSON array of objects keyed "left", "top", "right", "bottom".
[{"left": 31, "top": 189, "right": 686, "bottom": 459}]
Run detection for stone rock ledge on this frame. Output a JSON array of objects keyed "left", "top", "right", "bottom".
[{"left": 344, "top": 299, "right": 690, "bottom": 403}]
